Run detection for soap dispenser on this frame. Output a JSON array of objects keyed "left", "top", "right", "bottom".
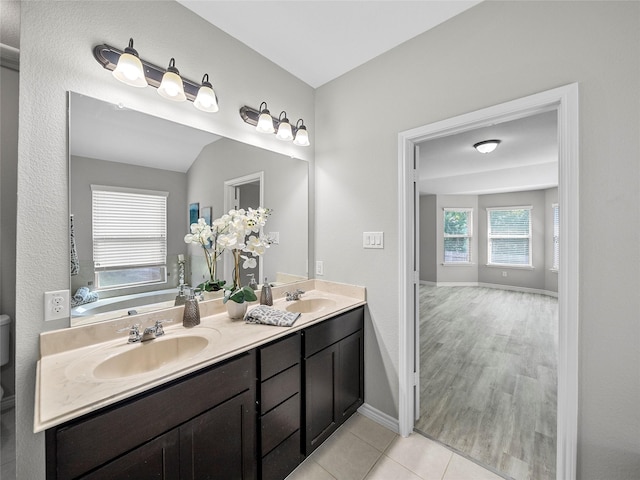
[
  {"left": 260, "top": 278, "right": 273, "bottom": 306},
  {"left": 247, "top": 274, "right": 258, "bottom": 290},
  {"left": 174, "top": 284, "right": 186, "bottom": 306},
  {"left": 183, "top": 288, "right": 200, "bottom": 328}
]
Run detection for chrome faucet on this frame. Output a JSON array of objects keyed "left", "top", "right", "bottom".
[
  {"left": 285, "top": 289, "right": 305, "bottom": 301},
  {"left": 119, "top": 320, "right": 171, "bottom": 343}
]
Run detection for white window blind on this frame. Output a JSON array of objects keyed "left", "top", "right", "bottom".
[
  {"left": 487, "top": 206, "right": 532, "bottom": 266},
  {"left": 552, "top": 203, "right": 559, "bottom": 270},
  {"left": 92, "top": 185, "right": 168, "bottom": 270},
  {"left": 443, "top": 208, "right": 473, "bottom": 263}
]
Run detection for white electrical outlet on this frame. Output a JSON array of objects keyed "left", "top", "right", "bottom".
[
  {"left": 315, "top": 260, "right": 324, "bottom": 276},
  {"left": 502, "top": 271, "right": 508, "bottom": 277},
  {"left": 44, "top": 289, "right": 70, "bottom": 321}
]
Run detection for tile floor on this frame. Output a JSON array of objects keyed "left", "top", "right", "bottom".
[
  {"left": 1, "top": 406, "right": 16, "bottom": 480},
  {"left": 286, "top": 413, "right": 506, "bottom": 480}
]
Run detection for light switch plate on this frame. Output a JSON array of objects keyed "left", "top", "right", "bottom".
[{"left": 363, "top": 232, "right": 384, "bottom": 249}]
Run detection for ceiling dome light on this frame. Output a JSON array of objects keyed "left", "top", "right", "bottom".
[
  {"left": 112, "top": 38, "right": 148, "bottom": 88},
  {"left": 158, "top": 58, "right": 186, "bottom": 102},
  {"left": 293, "top": 119, "right": 310, "bottom": 147},
  {"left": 256, "top": 102, "right": 275, "bottom": 134},
  {"left": 194, "top": 74, "right": 219, "bottom": 112},
  {"left": 474, "top": 139, "right": 501, "bottom": 154},
  {"left": 276, "top": 111, "right": 294, "bottom": 141}
]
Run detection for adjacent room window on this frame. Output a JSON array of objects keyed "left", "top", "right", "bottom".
[
  {"left": 443, "top": 208, "right": 473, "bottom": 264},
  {"left": 487, "top": 206, "right": 532, "bottom": 267},
  {"left": 552, "top": 203, "right": 559, "bottom": 271},
  {"left": 92, "top": 185, "right": 168, "bottom": 290}
]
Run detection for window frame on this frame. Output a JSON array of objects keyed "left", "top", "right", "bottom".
[
  {"left": 91, "top": 185, "right": 168, "bottom": 291},
  {"left": 442, "top": 207, "right": 473, "bottom": 265},
  {"left": 486, "top": 205, "right": 533, "bottom": 268}
]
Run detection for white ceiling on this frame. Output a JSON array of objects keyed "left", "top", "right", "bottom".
[
  {"left": 177, "top": 0, "right": 482, "bottom": 88},
  {"left": 70, "top": 93, "right": 221, "bottom": 172},
  {"left": 418, "top": 110, "right": 558, "bottom": 195}
]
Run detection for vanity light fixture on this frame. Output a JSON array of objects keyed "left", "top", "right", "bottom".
[
  {"left": 93, "top": 39, "right": 219, "bottom": 112},
  {"left": 276, "top": 111, "right": 294, "bottom": 141},
  {"left": 293, "top": 119, "right": 310, "bottom": 147},
  {"left": 256, "top": 102, "right": 275, "bottom": 134},
  {"left": 194, "top": 74, "right": 219, "bottom": 113},
  {"left": 473, "top": 139, "right": 501, "bottom": 153},
  {"left": 111, "top": 38, "right": 147, "bottom": 88},
  {"left": 240, "top": 103, "right": 310, "bottom": 146},
  {"left": 157, "top": 58, "right": 186, "bottom": 102}
]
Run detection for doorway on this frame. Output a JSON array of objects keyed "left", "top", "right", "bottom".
[
  {"left": 397, "top": 84, "right": 579, "bottom": 480},
  {"left": 224, "top": 171, "right": 264, "bottom": 286}
]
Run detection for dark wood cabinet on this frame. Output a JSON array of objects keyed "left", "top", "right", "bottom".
[
  {"left": 257, "top": 333, "right": 303, "bottom": 480},
  {"left": 46, "top": 305, "right": 365, "bottom": 480},
  {"left": 303, "top": 307, "right": 364, "bottom": 455},
  {"left": 46, "top": 352, "right": 256, "bottom": 480}
]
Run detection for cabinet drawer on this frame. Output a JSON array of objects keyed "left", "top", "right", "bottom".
[
  {"left": 261, "top": 363, "right": 300, "bottom": 415},
  {"left": 52, "top": 352, "right": 255, "bottom": 480},
  {"left": 261, "top": 430, "right": 302, "bottom": 480},
  {"left": 304, "top": 307, "right": 364, "bottom": 358},
  {"left": 261, "top": 393, "right": 300, "bottom": 456},
  {"left": 259, "top": 332, "right": 301, "bottom": 380}
]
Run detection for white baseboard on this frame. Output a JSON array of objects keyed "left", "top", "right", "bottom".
[
  {"left": 358, "top": 403, "right": 399, "bottom": 434},
  {"left": 422, "top": 281, "right": 557, "bottom": 298},
  {"left": 1, "top": 394, "right": 15, "bottom": 411}
]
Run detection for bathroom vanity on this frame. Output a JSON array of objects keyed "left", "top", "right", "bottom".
[{"left": 36, "top": 280, "right": 365, "bottom": 480}]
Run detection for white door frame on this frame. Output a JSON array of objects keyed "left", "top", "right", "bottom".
[{"left": 397, "top": 84, "right": 579, "bottom": 480}]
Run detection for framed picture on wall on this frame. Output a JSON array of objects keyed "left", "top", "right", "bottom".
[
  {"left": 201, "top": 207, "right": 212, "bottom": 225},
  {"left": 189, "top": 202, "right": 199, "bottom": 225}
]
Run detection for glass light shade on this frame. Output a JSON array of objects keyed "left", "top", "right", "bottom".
[
  {"left": 474, "top": 139, "right": 501, "bottom": 154},
  {"left": 194, "top": 85, "right": 219, "bottom": 112},
  {"left": 158, "top": 71, "right": 186, "bottom": 102},
  {"left": 112, "top": 53, "right": 147, "bottom": 88},
  {"left": 257, "top": 111, "right": 275, "bottom": 134},
  {"left": 276, "top": 120, "right": 293, "bottom": 141},
  {"left": 293, "top": 126, "right": 310, "bottom": 146}
]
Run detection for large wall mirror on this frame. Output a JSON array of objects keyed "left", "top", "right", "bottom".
[{"left": 69, "top": 92, "right": 309, "bottom": 326}]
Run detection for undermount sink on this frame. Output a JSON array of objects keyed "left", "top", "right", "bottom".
[
  {"left": 285, "top": 298, "right": 337, "bottom": 314},
  {"left": 93, "top": 335, "right": 209, "bottom": 379}
]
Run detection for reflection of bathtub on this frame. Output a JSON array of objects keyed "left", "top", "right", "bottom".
[{"left": 71, "top": 288, "right": 178, "bottom": 325}]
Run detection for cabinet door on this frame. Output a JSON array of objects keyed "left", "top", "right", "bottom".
[
  {"left": 180, "top": 390, "right": 256, "bottom": 480},
  {"left": 304, "top": 343, "right": 339, "bottom": 454},
  {"left": 337, "top": 330, "right": 364, "bottom": 421},
  {"left": 80, "top": 429, "right": 180, "bottom": 480}
]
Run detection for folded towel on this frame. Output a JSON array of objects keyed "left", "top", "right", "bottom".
[
  {"left": 71, "top": 288, "right": 99, "bottom": 307},
  {"left": 245, "top": 305, "right": 301, "bottom": 327}
]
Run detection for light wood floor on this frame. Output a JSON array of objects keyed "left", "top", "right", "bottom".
[{"left": 415, "top": 286, "right": 558, "bottom": 480}]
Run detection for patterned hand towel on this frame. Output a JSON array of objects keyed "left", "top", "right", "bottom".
[{"left": 245, "top": 305, "right": 301, "bottom": 327}]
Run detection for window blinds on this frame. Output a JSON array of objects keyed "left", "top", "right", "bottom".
[
  {"left": 443, "top": 208, "right": 472, "bottom": 263},
  {"left": 92, "top": 186, "right": 168, "bottom": 269},
  {"left": 487, "top": 207, "right": 531, "bottom": 266}
]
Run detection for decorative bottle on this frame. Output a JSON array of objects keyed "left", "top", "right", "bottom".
[
  {"left": 174, "top": 284, "right": 186, "bottom": 306},
  {"left": 183, "top": 288, "right": 200, "bottom": 328},
  {"left": 247, "top": 274, "right": 258, "bottom": 290},
  {"left": 260, "top": 278, "right": 273, "bottom": 306}
]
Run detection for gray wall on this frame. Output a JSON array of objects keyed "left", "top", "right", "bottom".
[
  {"left": 1, "top": 64, "right": 18, "bottom": 399},
  {"left": 69, "top": 156, "right": 188, "bottom": 297},
  {"left": 16, "top": 2, "right": 314, "bottom": 478},
  {"left": 315, "top": 2, "right": 639, "bottom": 478},
  {"left": 418, "top": 195, "right": 436, "bottom": 283},
  {"left": 187, "top": 138, "right": 309, "bottom": 287}
]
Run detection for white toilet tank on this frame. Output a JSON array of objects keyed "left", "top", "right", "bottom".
[{"left": 0, "top": 314, "right": 11, "bottom": 366}]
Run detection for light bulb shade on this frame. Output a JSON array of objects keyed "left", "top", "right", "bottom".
[
  {"left": 474, "top": 139, "right": 501, "bottom": 154},
  {"left": 112, "top": 39, "right": 147, "bottom": 87},
  {"left": 158, "top": 58, "right": 186, "bottom": 102},
  {"left": 194, "top": 75, "right": 218, "bottom": 112},
  {"left": 293, "top": 120, "right": 310, "bottom": 146},
  {"left": 256, "top": 103, "right": 275, "bottom": 133},
  {"left": 276, "top": 112, "right": 293, "bottom": 141}
]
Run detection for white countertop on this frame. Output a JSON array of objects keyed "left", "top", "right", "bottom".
[{"left": 34, "top": 280, "right": 365, "bottom": 432}]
